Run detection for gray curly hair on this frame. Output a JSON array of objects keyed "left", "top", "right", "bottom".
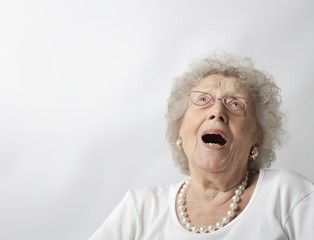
[{"left": 166, "top": 53, "right": 286, "bottom": 175}]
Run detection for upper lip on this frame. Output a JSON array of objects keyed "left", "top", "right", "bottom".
[{"left": 201, "top": 129, "right": 228, "bottom": 146}]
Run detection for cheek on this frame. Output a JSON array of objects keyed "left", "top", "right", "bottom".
[
  {"left": 180, "top": 111, "right": 204, "bottom": 138},
  {"left": 179, "top": 120, "right": 193, "bottom": 140},
  {"left": 236, "top": 119, "right": 259, "bottom": 143},
  {"left": 179, "top": 115, "right": 204, "bottom": 154}
]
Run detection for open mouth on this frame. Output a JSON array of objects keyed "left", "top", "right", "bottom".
[{"left": 202, "top": 133, "right": 227, "bottom": 147}]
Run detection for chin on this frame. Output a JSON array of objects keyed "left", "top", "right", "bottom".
[{"left": 195, "top": 158, "right": 230, "bottom": 173}]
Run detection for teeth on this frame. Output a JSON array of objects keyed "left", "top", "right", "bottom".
[{"left": 207, "top": 143, "right": 221, "bottom": 147}]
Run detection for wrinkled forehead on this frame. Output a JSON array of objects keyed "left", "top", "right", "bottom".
[{"left": 192, "top": 74, "right": 250, "bottom": 97}]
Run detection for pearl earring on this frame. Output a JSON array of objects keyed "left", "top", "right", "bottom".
[
  {"left": 176, "top": 137, "right": 182, "bottom": 150},
  {"left": 250, "top": 146, "right": 259, "bottom": 161}
]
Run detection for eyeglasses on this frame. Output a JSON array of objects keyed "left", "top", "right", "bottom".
[{"left": 188, "top": 91, "right": 247, "bottom": 111}]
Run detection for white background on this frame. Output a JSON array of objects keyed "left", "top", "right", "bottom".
[{"left": 1, "top": 0, "right": 314, "bottom": 239}]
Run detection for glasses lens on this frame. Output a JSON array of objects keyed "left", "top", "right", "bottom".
[
  {"left": 223, "top": 97, "right": 246, "bottom": 111},
  {"left": 189, "top": 92, "right": 212, "bottom": 106}
]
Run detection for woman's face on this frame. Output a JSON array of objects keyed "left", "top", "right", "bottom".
[{"left": 179, "top": 74, "right": 260, "bottom": 176}]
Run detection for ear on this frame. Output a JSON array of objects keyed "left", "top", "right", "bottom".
[
  {"left": 177, "top": 117, "right": 184, "bottom": 137},
  {"left": 178, "top": 126, "right": 182, "bottom": 139},
  {"left": 254, "top": 124, "right": 263, "bottom": 147}
]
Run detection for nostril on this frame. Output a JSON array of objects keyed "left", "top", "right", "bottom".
[
  {"left": 208, "top": 114, "right": 227, "bottom": 123},
  {"left": 219, "top": 116, "right": 226, "bottom": 122}
]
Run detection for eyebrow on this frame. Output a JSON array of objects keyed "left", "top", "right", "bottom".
[{"left": 192, "top": 90, "right": 247, "bottom": 99}]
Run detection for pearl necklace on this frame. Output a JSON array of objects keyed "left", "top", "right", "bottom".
[{"left": 177, "top": 171, "right": 249, "bottom": 233}]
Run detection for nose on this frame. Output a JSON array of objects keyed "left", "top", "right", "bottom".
[{"left": 207, "top": 98, "right": 228, "bottom": 123}]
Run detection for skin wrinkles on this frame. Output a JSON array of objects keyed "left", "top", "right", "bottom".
[
  {"left": 178, "top": 173, "right": 259, "bottom": 227},
  {"left": 177, "top": 74, "right": 261, "bottom": 226}
]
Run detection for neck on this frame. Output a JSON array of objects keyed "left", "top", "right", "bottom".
[
  {"left": 188, "top": 168, "right": 248, "bottom": 202},
  {"left": 177, "top": 170, "right": 251, "bottom": 233}
]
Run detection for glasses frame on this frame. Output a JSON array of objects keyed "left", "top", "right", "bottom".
[{"left": 188, "top": 90, "right": 248, "bottom": 111}]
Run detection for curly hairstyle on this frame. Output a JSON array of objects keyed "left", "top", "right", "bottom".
[{"left": 166, "top": 52, "right": 286, "bottom": 175}]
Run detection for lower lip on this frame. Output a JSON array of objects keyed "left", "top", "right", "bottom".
[{"left": 202, "top": 142, "right": 227, "bottom": 150}]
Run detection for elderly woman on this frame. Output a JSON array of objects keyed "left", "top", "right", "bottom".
[{"left": 90, "top": 53, "right": 314, "bottom": 239}]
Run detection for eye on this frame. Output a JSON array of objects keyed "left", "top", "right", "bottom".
[
  {"left": 224, "top": 97, "right": 245, "bottom": 111},
  {"left": 194, "top": 94, "right": 211, "bottom": 106}
]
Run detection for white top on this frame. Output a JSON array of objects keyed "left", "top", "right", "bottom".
[{"left": 89, "top": 169, "right": 314, "bottom": 240}]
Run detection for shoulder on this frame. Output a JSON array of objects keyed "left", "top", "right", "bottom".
[
  {"left": 122, "top": 182, "right": 183, "bottom": 225},
  {"left": 261, "top": 168, "right": 314, "bottom": 202},
  {"left": 89, "top": 182, "right": 184, "bottom": 240},
  {"left": 127, "top": 182, "right": 182, "bottom": 210},
  {"left": 262, "top": 168, "right": 313, "bottom": 187},
  {"left": 266, "top": 170, "right": 314, "bottom": 237}
]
